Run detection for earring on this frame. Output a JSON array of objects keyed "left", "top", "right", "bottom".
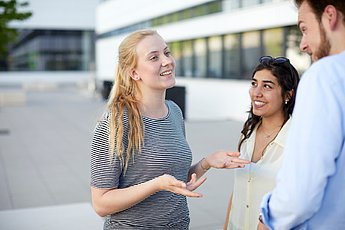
[{"left": 285, "top": 100, "right": 289, "bottom": 105}]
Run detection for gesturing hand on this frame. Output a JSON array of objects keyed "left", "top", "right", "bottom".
[
  {"left": 206, "top": 151, "right": 250, "bottom": 169},
  {"left": 157, "top": 174, "right": 203, "bottom": 198}
]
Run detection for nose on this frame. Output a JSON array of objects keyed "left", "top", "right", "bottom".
[
  {"left": 162, "top": 55, "right": 174, "bottom": 67},
  {"left": 250, "top": 86, "right": 263, "bottom": 98},
  {"left": 299, "top": 36, "right": 308, "bottom": 53}
]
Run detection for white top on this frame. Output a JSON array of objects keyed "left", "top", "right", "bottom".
[{"left": 228, "top": 118, "right": 291, "bottom": 230}]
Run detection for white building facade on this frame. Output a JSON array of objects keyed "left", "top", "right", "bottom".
[
  {"left": 95, "top": 0, "right": 310, "bottom": 121},
  {"left": 7, "top": 0, "right": 99, "bottom": 72}
]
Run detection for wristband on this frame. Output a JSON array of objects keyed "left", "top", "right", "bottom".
[{"left": 200, "top": 158, "right": 210, "bottom": 172}]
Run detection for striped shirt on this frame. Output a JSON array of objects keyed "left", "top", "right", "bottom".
[{"left": 90, "top": 100, "right": 192, "bottom": 229}]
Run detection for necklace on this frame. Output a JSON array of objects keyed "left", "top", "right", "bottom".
[{"left": 261, "top": 126, "right": 281, "bottom": 139}]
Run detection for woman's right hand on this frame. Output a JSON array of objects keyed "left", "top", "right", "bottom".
[{"left": 157, "top": 174, "right": 203, "bottom": 198}]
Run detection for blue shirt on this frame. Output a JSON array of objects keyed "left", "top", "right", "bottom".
[{"left": 260, "top": 51, "right": 345, "bottom": 229}]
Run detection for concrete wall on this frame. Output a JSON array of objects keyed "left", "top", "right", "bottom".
[{"left": 176, "top": 78, "right": 250, "bottom": 122}]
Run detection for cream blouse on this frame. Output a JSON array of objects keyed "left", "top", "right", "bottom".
[{"left": 228, "top": 119, "right": 291, "bottom": 230}]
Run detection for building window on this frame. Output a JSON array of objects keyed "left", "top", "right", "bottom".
[
  {"left": 242, "top": 31, "right": 261, "bottom": 79},
  {"left": 223, "top": 0, "right": 241, "bottom": 11},
  {"left": 242, "top": 0, "right": 261, "bottom": 8},
  {"left": 9, "top": 29, "right": 94, "bottom": 71},
  {"left": 208, "top": 36, "right": 222, "bottom": 78},
  {"left": 181, "top": 40, "right": 193, "bottom": 77},
  {"left": 263, "top": 28, "right": 284, "bottom": 57},
  {"left": 286, "top": 26, "right": 311, "bottom": 74},
  {"left": 194, "top": 38, "right": 207, "bottom": 78},
  {"left": 169, "top": 25, "right": 308, "bottom": 80},
  {"left": 170, "top": 42, "right": 182, "bottom": 76},
  {"left": 224, "top": 34, "right": 241, "bottom": 79}
]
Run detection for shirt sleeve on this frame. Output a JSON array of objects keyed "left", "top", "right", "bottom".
[
  {"left": 90, "top": 112, "right": 121, "bottom": 189},
  {"left": 260, "top": 61, "right": 343, "bottom": 229}
]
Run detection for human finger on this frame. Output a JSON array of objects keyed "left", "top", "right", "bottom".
[
  {"left": 187, "top": 176, "right": 207, "bottom": 191},
  {"left": 169, "top": 185, "right": 203, "bottom": 198},
  {"left": 226, "top": 152, "right": 241, "bottom": 157},
  {"left": 224, "top": 159, "right": 250, "bottom": 168}
]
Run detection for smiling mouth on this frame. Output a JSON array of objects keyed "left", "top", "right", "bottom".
[
  {"left": 253, "top": 100, "right": 266, "bottom": 107},
  {"left": 160, "top": 70, "right": 172, "bottom": 76}
]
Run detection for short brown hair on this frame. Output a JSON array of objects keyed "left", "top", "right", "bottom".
[{"left": 295, "top": 0, "right": 345, "bottom": 23}]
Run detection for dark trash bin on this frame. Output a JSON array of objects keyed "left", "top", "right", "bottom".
[{"left": 166, "top": 86, "right": 186, "bottom": 119}]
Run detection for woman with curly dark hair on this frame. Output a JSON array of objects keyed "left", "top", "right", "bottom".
[{"left": 224, "top": 56, "right": 300, "bottom": 230}]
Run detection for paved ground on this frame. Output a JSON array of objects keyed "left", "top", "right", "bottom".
[{"left": 0, "top": 85, "right": 243, "bottom": 230}]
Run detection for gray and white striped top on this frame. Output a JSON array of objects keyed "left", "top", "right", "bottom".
[{"left": 91, "top": 100, "right": 192, "bottom": 229}]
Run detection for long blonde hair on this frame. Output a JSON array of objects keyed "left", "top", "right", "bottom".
[{"left": 107, "top": 29, "right": 157, "bottom": 170}]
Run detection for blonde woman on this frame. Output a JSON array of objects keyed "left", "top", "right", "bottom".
[{"left": 90, "top": 29, "right": 249, "bottom": 230}]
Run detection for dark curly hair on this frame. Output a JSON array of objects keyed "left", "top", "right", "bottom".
[{"left": 238, "top": 57, "right": 300, "bottom": 151}]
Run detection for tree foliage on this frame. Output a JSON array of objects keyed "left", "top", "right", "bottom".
[{"left": 0, "top": 0, "right": 32, "bottom": 59}]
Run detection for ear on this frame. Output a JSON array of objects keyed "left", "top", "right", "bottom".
[
  {"left": 323, "top": 5, "right": 338, "bottom": 30},
  {"left": 285, "top": 89, "right": 294, "bottom": 101},
  {"left": 129, "top": 69, "right": 140, "bottom": 81}
]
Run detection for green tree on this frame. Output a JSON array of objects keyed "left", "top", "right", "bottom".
[{"left": 0, "top": 0, "right": 32, "bottom": 69}]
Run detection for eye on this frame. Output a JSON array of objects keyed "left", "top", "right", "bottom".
[
  {"left": 251, "top": 81, "right": 257, "bottom": 87},
  {"left": 165, "top": 50, "right": 171, "bottom": 56},
  {"left": 300, "top": 26, "right": 307, "bottom": 34},
  {"left": 149, "top": 55, "right": 158, "bottom": 61},
  {"left": 264, "top": 84, "right": 273, "bottom": 90}
]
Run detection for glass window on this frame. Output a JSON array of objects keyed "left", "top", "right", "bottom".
[
  {"left": 242, "top": 31, "right": 261, "bottom": 79},
  {"left": 223, "top": 0, "right": 241, "bottom": 11},
  {"left": 224, "top": 34, "right": 241, "bottom": 79},
  {"left": 286, "top": 26, "right": 311, "bottom": 74},
  {"left": 170, "top": 42, "right": 182, "bottom": 77},
  {"left": 242, "top": 0, "right": 260, "bottom": 8},
  {"left": 181, "top": 40, "right": 193, "bottom": 77},
  {"left": 194, "top": 5, "right": 206, "bottom": 17},
  {"left": 170, "top": 13, "right": 180, "bottom": 22},
  {"left": 207, "top": 1, "right": 222, "bottom": 14},
  {"left": 208, "top": 36, "right": 222, "bottom": 78},
  {"left": 182, "top": 9, "right": 192, "bottom": 20},
  {"left": 194, "top": 38, "right": 207, "bottom": 78},
  {"left": 263, "top": 28, "right": 284, "bottom": 57},
  {"left": 9, "top": 29, "right": 94, "bottom": 71}
]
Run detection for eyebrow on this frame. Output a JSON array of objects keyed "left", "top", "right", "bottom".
[
  {"left": 263, "top": 80, "right": 276, "bottom": 84},
  {"left": 252, "top": 78, "right": 276, "bottom": 85},
  {"left": 297, "top": 18, "right": 306, "bottom": 28},
  {"left": 145, "top": 46, "right": 169, "bottom": 57},
  {"left": 146, "top": 50, "right": 158, "bottom": 56}
]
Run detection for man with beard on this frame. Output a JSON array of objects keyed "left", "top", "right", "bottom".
[{"left": 257, "top": 0, "right": 345, "bottom": 229}]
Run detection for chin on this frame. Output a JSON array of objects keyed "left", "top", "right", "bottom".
[
  {"left": 167, "top": 78, "right": 176, "bottom": 88},
  {"left": 166, "top": 83, "right": 176, "bottom": 89}
]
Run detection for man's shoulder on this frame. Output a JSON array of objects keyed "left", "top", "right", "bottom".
[
  {"left": 313, "top": 51, "right": 345, "bottom": 69},
  {"left": 304, "top": 52, "right": 345, "bottom": 80}
]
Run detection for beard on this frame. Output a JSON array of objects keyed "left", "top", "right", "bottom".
[{"left": 314, "top": 23, "right": 331, "bottom": 61}]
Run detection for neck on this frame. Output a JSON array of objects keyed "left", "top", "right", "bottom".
[
  {"left": 330, "top": 32, "right": 345, "bottom": 55},
  {"left": 260, "top": 115, "right": 285, "bottom": 131},
  {"left": 328, "top": 16, "right": 345, "bottom": 55},
  {"left": 138, "top": 89, "right": 167, "bottom": 118}
]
